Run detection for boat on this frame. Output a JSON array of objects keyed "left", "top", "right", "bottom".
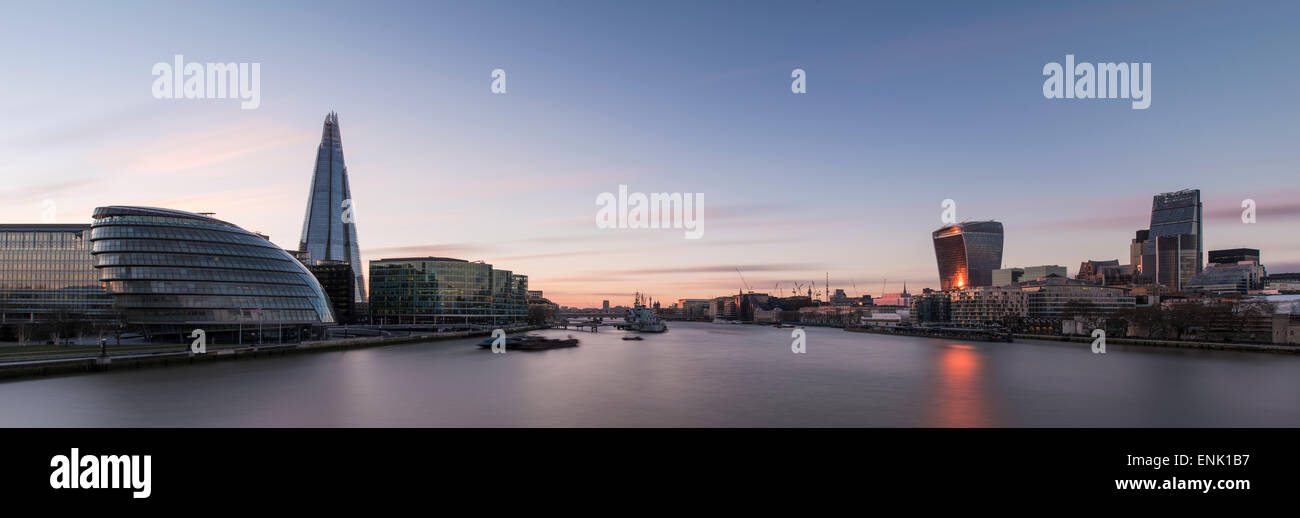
[
  {"left": 476, "top": 334, "right": 580, "bottom": 351},
  {"left": 621, "top": 335, "right": 644, "bottom": 341},
  {"left": 622, "top": 292, "right": 668, "bottom": 333}
]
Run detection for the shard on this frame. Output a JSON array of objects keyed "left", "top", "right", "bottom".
[{"left": 299, "top": 112, "right": 365, "bottom": 302}]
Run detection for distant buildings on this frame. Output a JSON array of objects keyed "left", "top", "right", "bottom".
[
  {"left": 1209, "top": 248, "right": 1260, "bottom": 265},
  {"left": 996, "top": 265, "right": 1067, "bottom": 286},
  {"left": 675, "top": 298, "right": 711, "bottom": 320},
  {"left": 947, "top": 286, "right": 1026, "bottom": 327},
  {"left": 910, "top": 289, "right": 950, "bottom": 324},
  {"left": 1265, "top": 273, "right": 1300, "bottom": 293},
  {"left": 1186, "top": 248, "right": 1266, "bottom": 294},
  {"left": 992, "top": 268, "right": 1023, "bottom": 286},
  {"left": 299, "top": 112, "right": 366, "bottom": 304},
  {"left": 1076, "top": 260, "right": 1119, "bottom": 281},
  {"left": 90, "top": 206, "right": 335, "bottom": 342},
  {"left": 1141, "top": 189, "right": 1203, "bottom": 290},
  {"left": 931, "top": 221, "right": 1004, "bottom": 291},
  {"left": 1021, "top": 282, "right": 1135, "bottom": 320},
  {"left": 875, "top": 284, "right": 912, "bottom": 307},
  {"left": 368, "top": 257, "right": 527, "bottom": 326}
]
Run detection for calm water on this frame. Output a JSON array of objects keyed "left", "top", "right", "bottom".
[{"left": 1, "top": 322, "right": 1298, "bottom": 427}]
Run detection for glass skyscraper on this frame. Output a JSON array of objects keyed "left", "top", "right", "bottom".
[
  {"left": 1142, "top": 189, "right": 1203, "bottom": 290},
  {"left": 90, "top": 206, "right": 335, "bottom": 342},
  {"left": 299, "top": 112, "right": 365, "bottom": 303},
  {"left": 932, "top": 221, "right": 1004, "bottom": 291}
]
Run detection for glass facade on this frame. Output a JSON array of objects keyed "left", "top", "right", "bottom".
[
  {"left": 369, "top": 257, "right": 529, "bottom": 326},
  {"left": 298, "top": 112, "right": 365, "bottom": 303},
  {"left": 0, "top": 224, "right": 113, "bottom": 324},
  {"left": 1022, "top": 285, "right": 1135, "bottom": 319},
  {"left": 90, "top": 206, "right": 334, "bottom": 340},
  {"left": 1142, "top": 189, "right": 1202, "bottom": 289},
  {"left": 932, "top": 221, "right": 1004, "bottom": 291}
]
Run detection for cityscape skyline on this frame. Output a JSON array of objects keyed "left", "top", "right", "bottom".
[{"left": 2, "top": 1, "right": 1298, "bottom": 308}]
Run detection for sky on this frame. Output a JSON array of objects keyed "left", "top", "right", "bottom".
[{"left": 1, "top": 0, "right": 1298, "bottom": 308}]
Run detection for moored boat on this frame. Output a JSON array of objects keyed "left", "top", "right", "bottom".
[{"left": 477, "top": 334, "right": 580, "bottom": 351}]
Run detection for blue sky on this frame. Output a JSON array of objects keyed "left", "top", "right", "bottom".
[{"left": 2, "top": 0, "right": 1298, "bottom": 306}]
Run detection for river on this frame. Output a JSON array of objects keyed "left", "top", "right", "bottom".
[{"left": 1, "top": 322, "right": 1297, "bottom": 426}]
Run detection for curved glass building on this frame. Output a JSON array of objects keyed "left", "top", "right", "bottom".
[
  {"left": 90, "top": 206, "right": 335, "bottom": 342},
  {"left": 932, "top": 221, "right": 1004, "bottom": 291}
]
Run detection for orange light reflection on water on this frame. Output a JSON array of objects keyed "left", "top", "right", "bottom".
[{"left": 928, "top": 343, "right": 990, "bottom": 427}]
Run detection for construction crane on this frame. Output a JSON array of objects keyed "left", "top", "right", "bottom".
[
  {"left": 735, "top": 267, "right": 752, "bottom": 293},
  {"left": 851, "top": 279, "right": 860, "bottom": 297}
]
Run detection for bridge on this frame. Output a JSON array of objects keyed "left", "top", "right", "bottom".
[{"left": 555, "top": 310, "right": 625, "bottom": 319}]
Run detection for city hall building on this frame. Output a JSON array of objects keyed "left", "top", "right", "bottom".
[{"left": 89, "top": 206, "right": 336, "bottom": 342}]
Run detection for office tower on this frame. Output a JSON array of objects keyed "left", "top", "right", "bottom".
[
  {"left": 1142, "top": 189, "right": 1203, "bottom": 290},
  {"left": 368, "top": 257, "right": 529, "bottom": 326},
  {"left": 0, "top": 224, "right": 113, "bottom": 332},
  {"left": 307, "top": 260, "right": 356, "bottom": 324},
  {"left": 932, "top": 221, "right": 1004, "bottom": 291},
  {"left": 1130, "top": 229, "right": 1149, "bottom": 272},
  {"left": 299, "top": 112, "right": 365, "bottom": 303},
  {"left": 91, "top": 206, "right": 335, "bottom": 342}
]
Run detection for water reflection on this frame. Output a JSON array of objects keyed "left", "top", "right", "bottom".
[
  {"left": 0, "top": 323, "right": 1298, "bottom": 427},
  {"left": 928, "top": 344, "right": 991, "bottom": 427}
]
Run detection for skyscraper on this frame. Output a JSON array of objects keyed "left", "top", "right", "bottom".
[
  {"left": 1141, "top": 189, "right": 1203, "bottom": 290},
  {"left": 299, "top": 112, "right": 365, "bottom": 303},
  {"left": 932, "top": 221, "right": 1004, "bottom": 291}
]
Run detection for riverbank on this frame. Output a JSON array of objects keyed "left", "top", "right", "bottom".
[
  {"left": 1013, "top": 333, "right": 1300, "bottom": 354},
  {"left": 0, "top": 326, "right": 544, "bottom": 382}
]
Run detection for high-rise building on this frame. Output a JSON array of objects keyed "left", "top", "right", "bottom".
[
  {"left": 307, "top": 260, "right": 357, "bottom": 324},
  {"left": 299, "top": 112, "right": 365, "bottom": 303},
  {"left": 90, "top": 207, "right": 335, "bottom": 342},
  {"left": 932, "top": 221, "right": 1004, "bottom": 291},
  {"left": 1130, "top": 229, "right": 1149, "bottom": 273},
  {"left": 1142, "top": 189, "right": 1203, "bottom": 290}
]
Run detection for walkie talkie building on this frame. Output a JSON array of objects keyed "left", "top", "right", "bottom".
[
  {"left": 299, "top": 112, "right": 366, "bottom": 303},
  {"left": 932, "top": 221, "right": 1005, "bottom": 291}
]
